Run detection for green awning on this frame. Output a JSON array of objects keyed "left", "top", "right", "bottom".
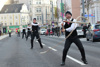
[
  {"left": 23, "top": 25, "right": 27, "bottom": 27},
  {"left": 9, "top": 26, "right": 19, "bottom": 29}
]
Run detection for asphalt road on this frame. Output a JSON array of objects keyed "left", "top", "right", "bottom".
[{"left": 0, "top": 34, "right": 100, "bottom": 67}]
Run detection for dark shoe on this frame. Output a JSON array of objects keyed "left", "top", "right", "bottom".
[
  {"left": 30, "top": 47, "right": 33, "bottom": 49},
  {"left": 60, "top": 62, "right": 65, "bottom": 66},
  {"left": 81, "top": 58, "right": 88, "bottom": 64},
  {"left": 41, "top": 46, "right": 43, "bottom": 49}
]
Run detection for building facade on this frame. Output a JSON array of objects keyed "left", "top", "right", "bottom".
[
  {"left": 29, "top": 0, "right": 57, "bottom": 25},
  {"left": 80, "top": 0, "right": 100, "bottom": 24},
  {"left": 57, "top": 0, "right": 81, "bottom": 20},
  {"left": 0, "top": 3, "right": 29, "bottom": 33}
]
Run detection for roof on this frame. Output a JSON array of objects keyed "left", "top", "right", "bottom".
[{"left": 0, "top": 3, "right": 24, "bottom": 13}]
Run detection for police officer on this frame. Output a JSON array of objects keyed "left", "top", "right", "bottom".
[
  {"left": 17, "top": 28, "right": 20, "bottom": 37},
  {"left": 61, "top": 11, "right": 88, "bottom": 66},
  {"left": 8, "top": 29, "right": 12, "bottom": 37},
  {"left": 31, "top": 18, "right": 43, "bottom": 49},
  {"left": 22, "top": 27, "right": 26, "bottom": 39},
  {"left": 26, "top": 24, "right": 31, "bottom": 41}
]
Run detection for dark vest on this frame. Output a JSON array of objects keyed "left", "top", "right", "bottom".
[
  {"left": 27, "top": 27, "right": 31, "bottom": 31},
  {"left": 32, "top": 23, "right": 39, "bottom": 32},
  {"left": 64, "top": 19, "right": 77, "bottom": 37},
  {"left": 23, "top": 29, "right": 26, "bottom": 33}
]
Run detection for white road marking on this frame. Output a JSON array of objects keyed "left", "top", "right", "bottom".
[
  {"left": 80, "top": 38, "right": 86, "bottom": 41},
  {"left": 67, "top": 55, "right": 86, "bottom": 65},
  {"left": 48, "top": 47, "right": 57, "bottom": 51},
  {"left": 42, "top": 43, "right": 46, "bottom": 46}
]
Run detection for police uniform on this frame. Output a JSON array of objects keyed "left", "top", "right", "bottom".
[
  {"left": 61, "top": 11, "right": 88, "bottom": 66},
  {"left": 17, "top": 29, "right": 20, "bottom": 37},
  {"left": 8, "top": 30, "right": 11, "bottom": 37},
  {"left": 22, "top": 28, "right": 26, "bottom": 39},
  {"left": 31, "top": 22, "right": 43, "bottom": 49},
  {"left": 26, "top": 26, "right": 31, "bottom": 40}
]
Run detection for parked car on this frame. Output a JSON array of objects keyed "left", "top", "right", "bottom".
[
  {"left": 39, "top": 29, "right": 46, "bottom": 35},
  {"left": 45, "top": 29, "right": 53, "bottom": 36},
  {"left": 86, "top": 24, "right": 100, "bottom": 42},
  {"left": 76, "top": 26, "right": 84, "bottom": 37}
]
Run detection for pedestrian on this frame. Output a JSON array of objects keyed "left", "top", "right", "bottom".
[
  {"left": 61, "top": 27, "right": 64, "bottom": 35},
  {"left": 52, "top": 27, "right": 55, "bottom": 36},
  {"left": 48, "top": 28, "right": 50, "bottom": 36},
  {"left": 61, "top": 11, "right": 88, "bottom": 66},
  {"left": 31, "top": 18, "right": 43, "bottom": 49},
  {"left": 8, "top": 29, "right": 12, "bottom": 37},
  {"left": 0, "top": 30, "right": 1, "bottom": 36},
  {"left": 26, "top": 24, "right": 31, "bottom": 41},
  {"left": 57, "top": 26, "right": 60, "bottom": 37},
  {"left": 55, "top": 27, "right": 57, "bottom": 36},
  {"left": 22, "top": 27, "right": 26, "bottom": 39},
  {"left": 88, "top": 23, "right": 91, "bottom": 29},
  {"left": 17, "top": 28, "right": 20, "bottom": 37},
  {"left": 83, "top": 24, "right": 88, "bottom": 37}
]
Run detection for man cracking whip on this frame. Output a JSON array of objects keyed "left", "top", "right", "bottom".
[
  {"left": 61, "top": 11, "right": 88, "bottom": 66},
  {"left": 30, "top": 18, "right": 43, "bottom": 49}
]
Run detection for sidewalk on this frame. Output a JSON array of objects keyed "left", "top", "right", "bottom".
[{"left": 0, "top": 33, "right": 15, "bottom": 40}]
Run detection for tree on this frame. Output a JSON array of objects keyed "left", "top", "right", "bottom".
[
  {"left": 54, "top": 7, "right": 58, "bottom": 19},
  {"left": 85, "top": 0, "right": 92, "bottom": 19}
]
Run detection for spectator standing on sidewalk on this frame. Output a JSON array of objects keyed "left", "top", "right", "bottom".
[{"left": 0, "top": 30, "right": 1, "bottom": 36}]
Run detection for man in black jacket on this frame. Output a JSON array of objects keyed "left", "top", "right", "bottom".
[
  {"left": 61, "top": 11, "right": 88, "bottom": 66},
  {"left": 31, "top": 18, "right": 43, "bottom": 49},
  {"left": 22, "top": 27, "right": 26, "bottom": 39},
  {"left": 26, "top": 24, "right": 31, "bottom": 41},
  {"left": 83, "top": 24, "right": 88, "bottom": 37}
]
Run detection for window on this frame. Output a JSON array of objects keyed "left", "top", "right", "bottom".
[
  {"left": 36, "top": 0, "right": 41, "bottom": 4},
  {"left": 37, "top": 16, "right": 41, "bottom": 20},
  {"left": 29, "top": 1, "right": 31, "bottom": 5},
  {"left": 10, "top": 23, "right": 12, "bottom": 25},
  {"left": 50, "top": 8, "right": 52, "bottom": 12},
  {"left": 16, "top": 22, "right": 18, "bottom": 25},
  {"left": 1, "top": 17, "right": 3, "bottom": 19},
  {"left": 50, "top": 1, "right": 52, "bottom": 5},
  {"left": 16, "top": 16, "right": 17, "bottom": 19},
  {"left": 40, "top": 16, "right": 41, "bottom": 20},
  {"left": 27, "top": 16, "right": 28, "bottom": 19},
  {"left": 10, "top": 16, "right": 12, "bottom": 19},
  {"left": 36, "top": 8, "right": 41, "bottom": 12},
  {"left": 5, "top": 23, "right": 7, "bottom": 26},
  {"left": 5, "top": 9, "right": 8, "bottom": 13},
  {"left": 4, "top": 17, "right": 6, "bottom": 19},
  {"left": 37, "top": 16, "right": 39, "bottom": 20}
]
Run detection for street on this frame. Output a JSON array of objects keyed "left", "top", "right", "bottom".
[{"left": 0, "top": 34, "right": 100, "bottom": 67}]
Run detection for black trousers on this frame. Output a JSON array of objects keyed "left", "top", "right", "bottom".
[
  {"left": 31, "top": 32, "right": 43, "bottom": 48},
  {"left": 26, "top": 31, "right": 31, "bottom": 40},
  {"left": 18, "top": 32, "right": 20, "bottom": 37},
  {"left": 9, "top": 33, "right": 11, "bottom": 37},
  {"left": 62, "top": 36, "right": 86, "bottom": 62},
  {"left": 22, "top": 32, "right": 26, "bottom": 39}
]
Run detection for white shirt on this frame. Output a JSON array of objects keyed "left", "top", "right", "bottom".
[
  {"left": 61, "top": 18, "right": 79, "bottom": 32},
  {"left": 27, "top": 26, "right": 31, "bottom": 29},
  {"left": 22, "top": 28, "right": 26, "bottom": 29},
  {"left": 31, "top": 22, "right": 39, "bottom": 26}
]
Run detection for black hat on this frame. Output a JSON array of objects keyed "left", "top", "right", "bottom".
[
  {"left": 65, "top": 11, "right": 72, "bottom": 16},
  {"left": 33, "top": 18, "right": 36, "bottom": 20}
]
